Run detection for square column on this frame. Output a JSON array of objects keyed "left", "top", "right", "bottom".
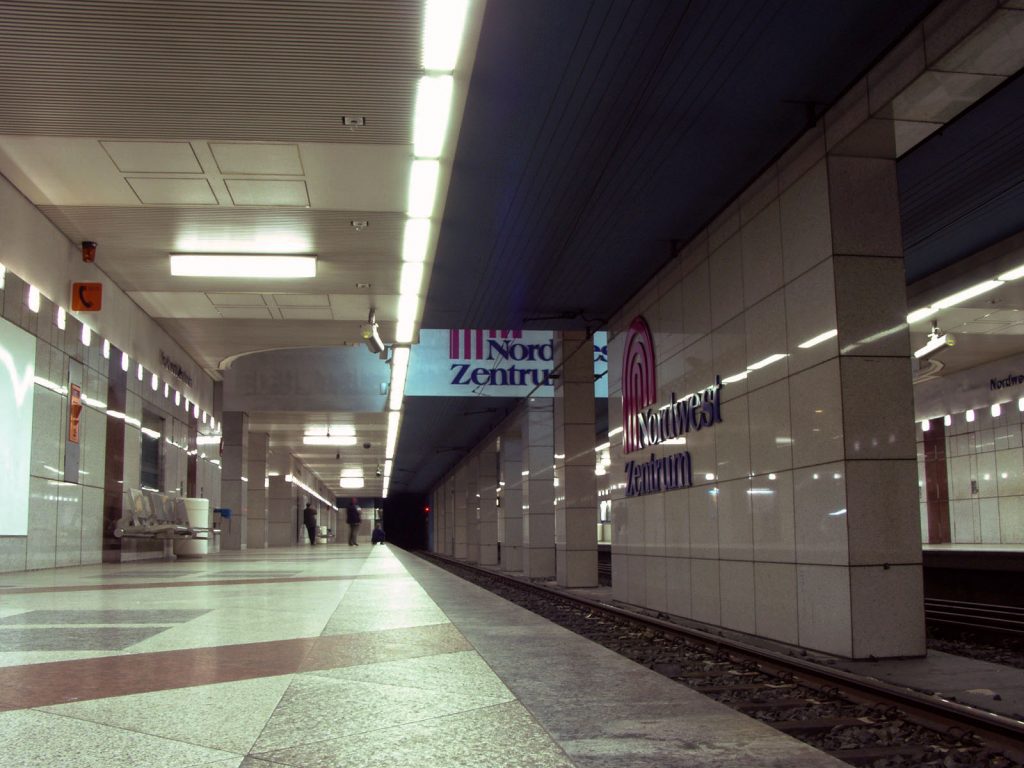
[
  {"left": 219, "top": 411, "right": 248, "bottom": 550},
  {"left": 453, "top": 467, "right": 468, "bottom": 559},
  {"left": 554, "top": 331, "right": 599, "bottom": 587},
  {"left": 266, "top": 475, "right": 295, "bottom": 546},
  {"left": 246, "top": 432, "right": 269, "bottom": 549},
  {"left": 499, "top": 433, "right": 523, "bottom": 572},
  {"left": 522, "top": 399, "right": 555, "bottom": 579},
  {"left": 478, "top": 442, "right": 499, "bottom": 566},
  {"left": 465, "top": 455, "right": 480, "bottom": 564}
]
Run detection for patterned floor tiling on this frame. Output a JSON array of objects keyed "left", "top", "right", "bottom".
[
  {"left": 0, "top": 709, "right": 240, "bottom": 768},
  {"left": 299, "top": 623, "right": 472, "bottom": 671},
  {"left": 310, "top": 650, "right": 513, "bottom": 701},
  {"left": 249, "top": 673, "right": 519, "bottom": 754},
  {"left": 0, "top": 625, "right": 170, "bottom": 651},
  {"left": 0, "top": 609, "right": 210, "bottom": 625},
  {"left": 41, "top": 674, "right": 295, "bottom": 754},
  {"left": 251, "top": 700, "right": 576, "bottom": 768},
  {"left": 87, "top": 570, "right": 201, "bottom": 579}
]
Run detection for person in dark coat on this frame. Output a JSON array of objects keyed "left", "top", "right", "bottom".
[
  {"left": 346, "top": 498, "right": 362, "bottom": 545},
  {"left": 302, "top": 502, "right": 317, "bottom": 545},
  {"left": 371, "top": 522, "right": 385, "bottom": 545}
]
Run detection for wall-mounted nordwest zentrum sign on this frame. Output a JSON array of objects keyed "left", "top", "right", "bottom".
[{"left": 622, "top": 316, "right": 723, "bottom": 497}]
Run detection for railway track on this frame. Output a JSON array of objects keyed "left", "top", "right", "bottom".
[{"left": 421, "top": 552, "right": 1024, "bottom": 768}]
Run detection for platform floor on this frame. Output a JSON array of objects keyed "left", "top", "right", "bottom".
[{"left": 0, "top": 544, "right": 846, "bottom": 767}]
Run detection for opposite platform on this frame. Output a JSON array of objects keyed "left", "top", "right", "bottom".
[{"left": 0, "top": 545, "right": 843, "bottom": 767}]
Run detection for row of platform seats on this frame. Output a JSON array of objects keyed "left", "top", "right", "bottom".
[{"left": 114, "top": 489, "right": 215, "bottom": 560}]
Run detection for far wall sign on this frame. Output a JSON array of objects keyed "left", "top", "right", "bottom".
[{"left": 621, "top": 316, "right": 723, "bottom": 497}]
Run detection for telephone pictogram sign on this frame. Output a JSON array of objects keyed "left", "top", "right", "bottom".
[{"left": 71, "top": 282, "right": 103, "bottom": 311}]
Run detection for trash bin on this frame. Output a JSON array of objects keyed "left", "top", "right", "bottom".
[
  {"left": 317, "top": 525, "right": 328, "bottom": 544},
  {"left": 174, "top": 498, "right": 210, "bottom": 557}
]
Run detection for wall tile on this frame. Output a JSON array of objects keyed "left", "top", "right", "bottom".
[
  {"left": 713, "top": 315, "right": 748, "bottom": 401},
  {"left": 745, "top": 291, "right": 789, "bottom": 389},
  {"left": 840, "top": 356, "right": 916, "bottom": 460},
  {"left": 0, "top": 537, "right": 28, "bottom": 572},
  {"left": 682, "top": 260, "right": 712, "bottom": 339},
  {"left": 26, "top": 476, "right": 57, "bottom": 570},
  {"left": 780, "top": 160, "right": 831, "bottom": 281},
  {"left": 754, "top": 562, "right": 799, "bottom": 644},
  {"left": 645, "top": 555, "right": 668, "bottom": 612},
  {"left": 951, "top": 499, "right": 978, "bottom": 542},
  {"left": 655, "top": 279, "right": 686, "bottom": 361},
  {"left": 981, "top": 498, "right": 1002, "bottom": 542},
  {"left": 846, "top": 459, "right": 922, "bottom": 565},
  {"left": 690, "top": 558, "right": 721, "bottom": 626},
  {"left": 716, "top": 394, "right": 750, "bottom": 481},
  {"left": 55, "top": 483, "right": 83, "bottom": 567},
  {"left": 30, "top": 386, "right": 62, "bottom": 481},
  {"left": 748, "top": 378, "right": 793, "bottom": 475},
  {"left": 682, "top": 336, "right": 713, "bottom": 399},
  {"left": 996, "top": 447, "right": 1024, "bottom": 496},
  {"left": 834, "top": 256, "right": 910, "bottom": 357},
  {"left": 785, "top": 259, "right": 838, "bottom": 376},
  {"left": 797, "top": 564, "right": 852, "bottom": 656},
  {"left": 665, "top": 556, "right": 692, "bottom": 618},
  {"left": 850, "top": 565, "right": 925, "bottom": 657},
  {"left": 794, "top": 463, "right": 849, "bottom": 565},
  {"left": 689, "top": 486, "right": 719, "bottom": 558},
  {"left": 82, "top": 485, "right": 103, "bottom": 564},
  {"left": 1000, "top": 496, "right": 1024, "bottom": 542},
  {"left": 790, "top": 359, "right": 844, "bottom": 468},
  {"left": 663, "top": 487, "right": 690, "bottom": 557},
  {"left": 717, "top": 478, "right": 753, "bottom": 559},
  {"left": 709, "top": 233, "right": 744, "bottom": 328},
  {"left": 752, "top": 470, "right": 796, "bottom": 562},
  {"left": 643, "top": 492, "right": 666, "bottom": 556},
  {"left": 720, "top": 560, "right": 756, "bottom": 633},
  {"left": 627, "top": 552, "right": 647, "bottom": 606},
  {"left": 741, "top": 201, "right": 784, "bottom": 308},
  {"left": 827, "top": 155, "right": 902, "bottom": 257}
]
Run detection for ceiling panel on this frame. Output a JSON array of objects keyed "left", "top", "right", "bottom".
[
  {"left": 224, "top": 178, "right": 310, "bottom": 207},
  {"left": 0, "top": 0, "right": 421, "bottom": 144},
  {"left": 206, "top": 293, "right": 269, "bottom": 307},
  {"left": 209, "top": 143, "right": 303, "bottom": 175},
  {"left": 102, "top": 141, "right": 203, "bottom": 174},
  {"left": 126, "top": 177, "right": 218, "bottom": 205}
]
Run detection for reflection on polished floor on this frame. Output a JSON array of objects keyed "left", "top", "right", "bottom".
[{"left": 0, "top": 545, "right": 842, "bottom": 767}]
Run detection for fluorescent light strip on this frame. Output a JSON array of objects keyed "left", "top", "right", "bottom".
[
  {"left": 721, "top": 371, "right": 748, "bottom": 384},
  {"left": 170, "top": 254, "right": 316, "bottom": 278},
  {"left": 303, "top": 435, "right": 357, "bottom": 446},
  {"left": 151, "top": 373, "right": 159, "bottom": 391},
  {"left": 285, "top": 474, "right": 336, "bottom": 509},
  {"left": 386, "top": 410, "right": 401, "bottom": 459},
  {"left": 407, "top": 160, "right": 440, "bottom": 217},
  {"left": 402, "top": 219, "right": 431, "bottom": 263},
  {"left": 196, "top": 435, "right": 221, "bottom": 445},
  {"left": 389, "top": 346, "right": 410, "bottom": 411},
  {"left": 422, "top": 0, "right": 469, "bottom": 71},
  {"left": 339, "top": 477, "right": 365, "bottom": 489},
  {"left": 413, "top": 76, "right": 454, "bottom": 158},
  {"left": 306, "top": 425, "right": 356, "bottom": 436},
  {"left": 81, "top": 324, "right": 92, "bottom": 346},
  {"left": 932, "top": 280, "right": 1002, "bottom": 309},
  {"left": 608, "top": 426, "right": 623, "bottom": 437},
  {"left": 998, "top": 264, "right": 1024, "bottom": 281},
  {"left": 121, "top": 352, "right": 129, "bottom": 372},
  {"left": 56, "top": 307, "right": 66, "bottom": 330},
  {"left": 27, "top": 285, "right": 40, "bottom": 313},
  {"left": 400, "top": 261, "right": 424, "bottom": 296}
]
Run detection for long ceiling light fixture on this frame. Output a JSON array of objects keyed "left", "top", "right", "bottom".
[
  {"left": 906, "top": 264, "right": 1024, "bottom": 325},
  {"left": 389, "top": 346, "right": 411, "bottom": 411},
  {"left": 169, "top": 254, "right": 316, "bottom": 278}
]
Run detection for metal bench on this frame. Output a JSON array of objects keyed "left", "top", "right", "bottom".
[{"left": 114, "top": 489, "right": 211, "bottom": 560}]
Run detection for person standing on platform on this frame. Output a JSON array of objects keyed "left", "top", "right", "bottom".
[
  {"left": 303, "top": 502, "right": 318, "bottom": 546},
  {"left": 346, "top": 498, "right": 362, "bottom": 546}
]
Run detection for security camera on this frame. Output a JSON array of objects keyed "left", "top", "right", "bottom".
[
  {"left": 914, "top": 322, "right": 955, "bottom": 361},
  {"left": 363, "top": 442, "right": 372, "bottom": 450},
  {"left": 375, "top": 467, "right": 383, "bottom": 477},
  {"left": 361, "top": 308, "right": 385, "bottom": 355}
]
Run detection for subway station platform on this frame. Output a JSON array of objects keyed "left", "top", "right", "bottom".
[{"left": 0, "top": 545, "right": 844, "bottom": 767}]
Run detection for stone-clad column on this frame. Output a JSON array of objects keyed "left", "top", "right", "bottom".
[
  {"left": 219, "top": 411, "right": 248, "bottom": 550},
  {"left": 464, "top": 454, "right": 480, "bottom": 563},
  {"left": 499, "top": 433, "right": 523, "bottom": 572},
  {"left": 478, "top": 441, "right": 499, "bottom": 565},
  {"left": 246, "top": 432, "right": 268, "bottom": 549},
  {"left": 554, "top": 331, "right": 599, "bottom": 587},
  {"left": 522, "top": 399, "right": 555, "bottom": 579},
  {"left": 453, "top": 467, "right": 468, "bottom": 559}
]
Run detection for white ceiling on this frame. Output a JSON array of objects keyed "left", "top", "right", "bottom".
[{"left": 0, "top": 0, "right": 486, "bottom": 496}]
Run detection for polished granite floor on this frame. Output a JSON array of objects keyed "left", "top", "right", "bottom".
[{"left": 0, "top": 545, "right": 844, "bottom": 767}]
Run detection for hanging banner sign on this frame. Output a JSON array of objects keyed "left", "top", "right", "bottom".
[{"left": 407, "top": 329, "right": 608, "bottom": 398}]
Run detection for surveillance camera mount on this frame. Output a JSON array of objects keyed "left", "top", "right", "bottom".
[{"left": 360, "top": 308, "right": 385, "bottom": 355}]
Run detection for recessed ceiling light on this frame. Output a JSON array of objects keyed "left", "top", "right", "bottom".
[
  {"left": 351, "top": 220, "right": 368, "bottom": 231},
  {"left": 356, "top": 282, "right": 371, "bottom": 289},
  {"left": 342, "top": 116, "right": 365, "bottom": 127},
  {"left": 169, "top": 254, "right": 316, "bottom": 278}
]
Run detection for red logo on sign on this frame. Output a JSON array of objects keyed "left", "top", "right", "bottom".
[
  {"left": 622, "top": 317, "right": 656, "bottom": 454},
  {"left": 449, "top": 329, "right": 523, "bottom": 359}
]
